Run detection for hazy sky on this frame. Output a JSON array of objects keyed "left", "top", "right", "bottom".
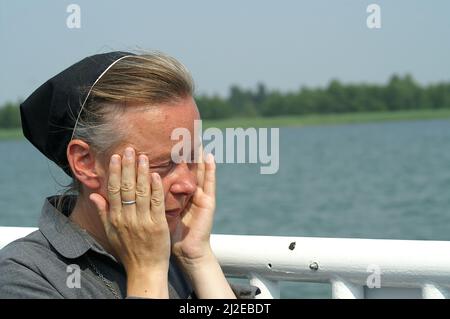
[{"left": 1, "top": 0, "right": 449, "bottom": 105}]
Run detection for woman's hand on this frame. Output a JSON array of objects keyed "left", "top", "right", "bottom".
[
  {"left": 171, "top": 149, "right": 216, "bottom": 263},
  {"left": 89, "top": 147, "right": 170, "bottom": 298},
  {"left": 171, "top": 149, "right": 237, "bottom": 298}
]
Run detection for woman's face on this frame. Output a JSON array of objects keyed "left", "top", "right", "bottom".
[{"left": 99, "top": 97, "right": 200, "bottom": 234}]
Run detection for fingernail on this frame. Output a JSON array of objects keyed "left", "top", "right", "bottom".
[
  {"left": 111, "top": 155, "right": 120, "bottom": 165},
  {"left": 152, "top": 173, "right": 160, "bottom": 182},
  {"left": 125, "top": 147, "right": 134, "bottom": 159},
  {"left": 139, "top": 155, "right": 147, "bottom": 166}
]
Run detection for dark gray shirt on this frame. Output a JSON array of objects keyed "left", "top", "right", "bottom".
[{"left": 0, "top": 195, "right": 258, "bottom": 299}]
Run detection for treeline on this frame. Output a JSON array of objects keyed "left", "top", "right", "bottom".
[
  {"left": 196, "top": 74, "right": 450, "bottom": 119},
  {"left": 1, "top": 74, "right": 450, "bottom": 128},
  {"left": 0, "top": 102, "right": 21, "bottom": 128}
]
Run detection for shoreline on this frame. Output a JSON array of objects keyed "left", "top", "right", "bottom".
[{"left": 1, "top": 109, "right": 450, "bottom": 140}]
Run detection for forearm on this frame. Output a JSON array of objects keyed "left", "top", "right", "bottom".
[
  {"left": 176, "top": 250, "right": 237, "bottom": 299},
  {"left": 126, "top": 268, "right": 169, "bottom": 298}
]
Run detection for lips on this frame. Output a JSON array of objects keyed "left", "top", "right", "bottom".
[
  {"left": 165, "top": 202, "right": 187, "bottom": 218},
  {"left": 165, "top": 208, "right": 182, "bottom": 217}
]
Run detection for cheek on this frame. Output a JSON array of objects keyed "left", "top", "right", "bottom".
[
  {"left": 190, "top": 164, "right": 199, "bottom": 185},
  {"left": 161, "top": 177, "right": 172, "bottom": 203},
  {"left": 98, "top": 178, "right": 109, "bottom": 199},
  {"left": 94, "top": 159, "right": 109, "bottom": 195}
]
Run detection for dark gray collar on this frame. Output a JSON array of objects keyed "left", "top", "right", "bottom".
[{"left": 38, "top": 195, "right": 116, "bottom": 261}]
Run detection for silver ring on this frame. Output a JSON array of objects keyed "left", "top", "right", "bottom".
[{"left": 121, "top": 200, "right": 136, "bottom": 205}]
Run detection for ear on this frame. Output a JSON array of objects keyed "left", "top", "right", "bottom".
[{"left": 66, "top": 139, "right": 103, "bottom": 190}]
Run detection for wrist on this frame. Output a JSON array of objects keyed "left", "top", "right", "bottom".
[
  {"left": 175, "top": 248, "right": 217, "bottom": 273},
  {"left": 126, "top": 267, "right": 169, "bottom": 298},
  {"left": 174, "top": 250, "right": 237, "bottom": 299},
  {"left": 172, "top": 241, "right": 213, "bottom": 262},
  {"left": 125, "top": 261, "right": 169, "bottom": 275}
]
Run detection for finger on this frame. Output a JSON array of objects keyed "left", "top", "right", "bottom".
[
  {"left": 136, "top": 154, "right": 151, "bottom": 219},
  {"left": 107, "top": 154, "right": 122, "bottom": 216},
  {"left": 150, "top": 173, "right": 166, "bottom": 223},
  {"left": 121, "top": 147, "right": 136, "bottom": 209},
  {"left": 89, "top": 193, "right": 109, "bottom": 228},
  {"left": 203, "top": 153, "right": 216, "bottom": 197},
  {"left": 197, "top": 145, "right": 205, "bottom": 189}
]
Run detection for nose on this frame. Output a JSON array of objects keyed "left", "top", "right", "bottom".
[{"left": 168, "top": 162, "right": 197, "bottom": 195}]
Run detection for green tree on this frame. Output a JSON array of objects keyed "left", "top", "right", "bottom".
[{"left": 0, "top": 102, "right": 21, "bottom": 128}]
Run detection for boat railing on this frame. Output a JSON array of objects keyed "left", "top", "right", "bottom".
[{"left": 1, "top": 227, "right": 449, "bottom": 299}]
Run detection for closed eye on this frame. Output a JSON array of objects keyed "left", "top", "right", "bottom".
[
  {"left": 150, "top": 161, "right": 175, "bottom": 176},
  {"left": 148, "top": 149, "right": 197, "bottom": 176}
]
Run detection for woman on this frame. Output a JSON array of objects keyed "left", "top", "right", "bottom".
[{"left": 0, "top": 51, "right": 258, "bottom": 299}]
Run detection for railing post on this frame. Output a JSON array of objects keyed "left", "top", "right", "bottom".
[
  {"left": 331, "top": 279, "right": 365, "bottom": 299},
  {"left": 249, "top": 272, "right": 280, "bottom": 299},
  {"left": 422, "top": 283, "right": 448, "bottom": 299}
]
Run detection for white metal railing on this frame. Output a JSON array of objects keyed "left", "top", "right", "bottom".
[{"left": 1, "top": 227, "right": 450, "bottom": 299}]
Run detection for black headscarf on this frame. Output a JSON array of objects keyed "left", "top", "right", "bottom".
[{"left": 20, "top": 51, "right": 135, "bottom": 177}]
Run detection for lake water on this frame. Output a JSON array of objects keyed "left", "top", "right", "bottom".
[{"left": 1, "top": 119, "right": 450, "bottom": 298}]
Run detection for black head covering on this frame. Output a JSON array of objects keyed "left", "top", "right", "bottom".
[{"left": 20, "top": 51, "right": 135, "bottom": 177}]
